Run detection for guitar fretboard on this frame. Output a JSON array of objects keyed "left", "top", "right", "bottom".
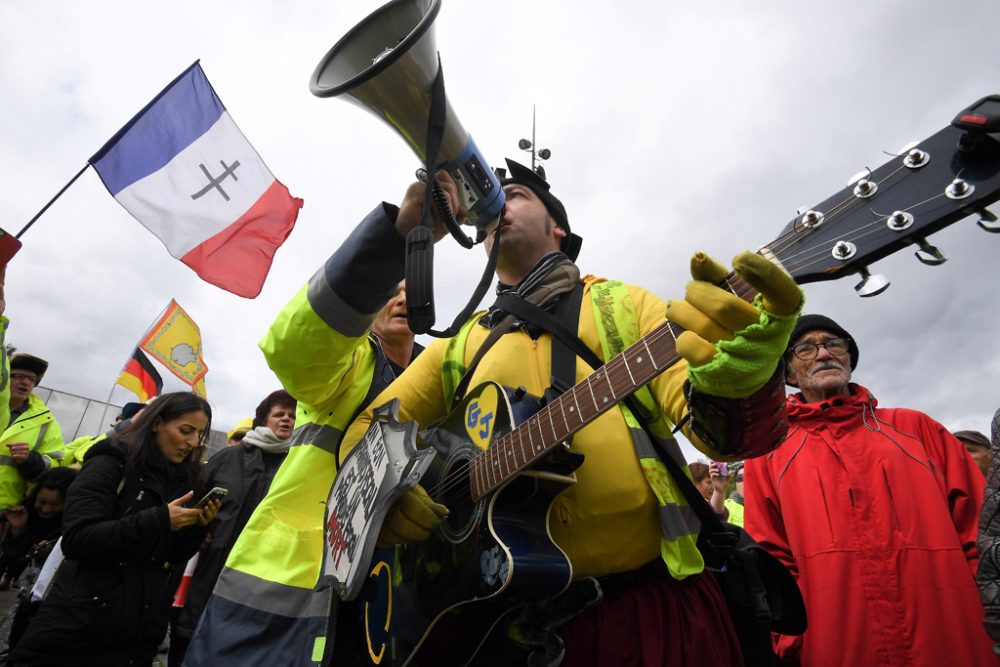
[{"left": 469, "top": 269, "right": 762, "bottom": 500}]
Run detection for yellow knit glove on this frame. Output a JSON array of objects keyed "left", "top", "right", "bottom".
[
  {"left": 665, "top": 251, "right": 803, "bottom": 398},
  {"left": 377, "top": 484, "right": 449, "bottom": 547}
]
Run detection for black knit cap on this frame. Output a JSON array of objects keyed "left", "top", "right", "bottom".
[
  {"left": 786, "top": 314, "right": 860, "bottom": 371},
  {"left": 498, "top": 158, "right": 582, "bottom": 261},
  {"left": 10, "top": 354, "right": 48, "bottom": 382},
  {"left": 119, "top": 402, "right": 146, "bottom": 420}
]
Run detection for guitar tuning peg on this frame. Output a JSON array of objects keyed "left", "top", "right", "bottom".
[
  {"left": 976, "top": 207, "right": 1000, "bottom": 233},
  {"left": 854, "top": 266, "right": 890, "bottom": 298},
  {"left": 914, "top": 238, "right": 947, "bottom": 266}
]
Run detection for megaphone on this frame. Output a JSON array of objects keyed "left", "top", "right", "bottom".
[{"left": 310, "top": 0, "right": 504, "bottom": 235}]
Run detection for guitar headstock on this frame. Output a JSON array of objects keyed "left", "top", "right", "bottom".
[{"left": 762, "top": 102, "right": 1000, "bottom": 295}]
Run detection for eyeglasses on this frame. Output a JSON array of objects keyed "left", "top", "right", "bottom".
[
  {"left": 790, "top": 337, "right": 850, "bottom": 361},
  {"left": 10, "top": 373, "right": 37, "bottom": 383}
]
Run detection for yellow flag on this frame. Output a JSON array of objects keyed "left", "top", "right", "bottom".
[{"left": 140, "top": 300, "right": 208, "bottom": 388}]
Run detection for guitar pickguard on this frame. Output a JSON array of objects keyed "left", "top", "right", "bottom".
[{"left": 349, "top": 382, "right": 582, "bottom": 666}]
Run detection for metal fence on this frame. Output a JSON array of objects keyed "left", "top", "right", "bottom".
[{"left": 33, "top": 386, "right": 228, "bottom": 459}]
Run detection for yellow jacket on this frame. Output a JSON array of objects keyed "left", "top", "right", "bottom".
[{"left": 0, "top": 393, "right": 64, "bottom": 509}]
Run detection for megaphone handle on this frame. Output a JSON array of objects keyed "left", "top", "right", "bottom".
[{"left": 405, "top": 225, "right": 436, "bottom": 335}]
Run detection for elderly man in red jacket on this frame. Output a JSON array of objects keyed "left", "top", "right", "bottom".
[{"left": 744, "top": 314, "right": 993, "bottom": 666}]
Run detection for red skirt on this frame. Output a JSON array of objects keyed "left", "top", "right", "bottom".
[{"left": 560, "top": 570, "right": 743, "bottom": 667}]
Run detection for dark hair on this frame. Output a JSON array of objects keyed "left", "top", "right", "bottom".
[
  {"left": 116, "top": 392, "right": 212, "bottom": 484},
  {"left": 689, "top": 461, "right": 710, "bottom": 483},
  {"left": 25, "top": 467, "right": 78, "bottom": 507},
  {"left": 252, "top": 390, "right": 296, "bottom": 429},
  {"left": 36, "top": 467, "right": 77, "bottom": 497}
]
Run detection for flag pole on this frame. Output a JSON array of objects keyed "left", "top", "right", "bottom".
[
  {"left": 102, "top": 302, "right": 168, "bottom": 432},
  {"left": 17, "top": 164, "right": 91, "bottom": 239},
  {"left": 95, "top": 383, "right": 118, "bottom": 438},
  {"left": 136, "top": 301, "right": 172, "bottom": 350}
]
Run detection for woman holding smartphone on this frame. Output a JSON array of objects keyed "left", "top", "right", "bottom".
[{"left": 11, "top": 392, "right": 221, "bottom": 667}]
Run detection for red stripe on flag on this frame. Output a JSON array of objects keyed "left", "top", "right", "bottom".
[
  {"left": 181, "top": 180, "right": 303, "bottom": 298},
  {"left": 122, "top": 356, "right": 161, "bottom": 401}
]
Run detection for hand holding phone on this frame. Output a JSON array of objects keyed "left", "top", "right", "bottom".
[{"left": 194, "top": 486, "right": 228, "bottom": 509}]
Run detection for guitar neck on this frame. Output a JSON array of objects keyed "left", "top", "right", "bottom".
[{"left": 470, "top": 268, "right": 762, "bottom": 501}]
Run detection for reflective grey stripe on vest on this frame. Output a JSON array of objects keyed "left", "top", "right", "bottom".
[
  {"left": 631, "top": 428, "right": 687, "bottom": 469},
  {"left": 630, "top": 427, "right": 700, "bottom": 540},
  {"left": 31, "top": 422, "right": 49, "bottom": 452},
  {"left": 0, "top": 456, "right": 12, "bottom": 467},
  {"left": 307, "top": 268, "right": 375, "bottom": 338},
  {"left": 212, "top": 566, "right": 329, "bottom": 618},
  {"left": 660, "top": 503, "right": 701, "bottom": 541},
  {"left": 287, "top": 422, "right": 344, "bottom": 456}
]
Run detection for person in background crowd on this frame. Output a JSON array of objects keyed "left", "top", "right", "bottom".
[
  {"left": 978, "top": 409, "right": 1000, "bottom": 654},
  {"left": 745, "top": 314, "right": 992, "bottom": 665},
  {"left": 955, "top": 429, "right": 992, "bottom": 477},
  {"left": 226, "top": 417, "right": 253, "bottom": 446},
  {"left": 0, "top": 467, "right": 77, "bottom": 590},
  {"left": 1, "top": 355, "right": 63, "bottom": 513},
  {"left": 184, "top": 281, "right": 423, "bottom": 665},
  {"left": 10, "top": 392, "right": 220, "bottom": 667},
  {"left": 724, "top": 464, "right": 744, "bottom": 528},
  {"left": 170, "top": 390, "right": 297, "bottom": 666},
  {"left": 64, "top": 401, "right": 147, "bottom": 468},
  {"left": 689, "top": 461, "right": 712, "bottom": 500},
  {"left": 2, "top": 467, "right": 78, "bottom": 655},
  {"left": 694, "top": 461, "right": 734, "bottom": 523}
]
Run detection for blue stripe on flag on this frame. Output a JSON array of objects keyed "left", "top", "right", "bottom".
[{"left": 90, "top": 62, "right": 226, "bottom": 195}]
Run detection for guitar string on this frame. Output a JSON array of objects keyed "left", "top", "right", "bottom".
[
  {"left": 767, "top": 190, "right": 949, "bottom": 276},
  {"left": 763, "top": 161, "right": 925, "bottom": 267}
]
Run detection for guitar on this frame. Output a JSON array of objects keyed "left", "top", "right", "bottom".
[{"left": 345, "top": 99, "right": 1000, "bottom": 666}]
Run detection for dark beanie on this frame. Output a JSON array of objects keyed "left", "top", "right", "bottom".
[
  {"left": 953, "top": 430, "right": 991, "bottom": 449},
  {"left": 498, "top": 158, "right": 582, "bottom": 261},
  {"left": 119, "top": 402, "right": 146, "bottom": 420},
  {"left": 10, "top": 354, "right": 49, "bottom": 382},
  {"left": 787, "top": 314, "right": 860, "bottom": 371}
]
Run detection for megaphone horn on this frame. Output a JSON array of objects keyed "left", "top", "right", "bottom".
[{"left": 310, "top": 0, "right": 504, "bottom": 233}]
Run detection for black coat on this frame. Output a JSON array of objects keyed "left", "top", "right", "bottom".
[
  {"left": 175, "top": 441, "right": 285, "bottom": 637},
  {"left": 11, "top": 440, "right": 206, "bottom": 666}
]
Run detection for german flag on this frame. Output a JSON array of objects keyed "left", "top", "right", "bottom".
[{"left": 116, "top": 348, "right": 163, "bottom": 402}]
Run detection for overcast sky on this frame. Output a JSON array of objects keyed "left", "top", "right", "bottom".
[{"left": 2, "top": 0, "right": 999, "bottom": 461}]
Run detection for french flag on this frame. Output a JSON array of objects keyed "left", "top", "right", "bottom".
[{"left": 90, "top": 62, "right": 303, "bottom": 298}]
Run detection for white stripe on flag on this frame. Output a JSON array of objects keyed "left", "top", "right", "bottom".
[{"left": 114, "top": 111, "right": 276, "bottom": 258}]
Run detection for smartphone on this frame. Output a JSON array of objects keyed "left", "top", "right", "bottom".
[
  {"left": 0, "top": 229, "right": 22, "bottom": 268},
  {"left": 714, "top": 462, "right": 730, "bottom": 478},
  {"left": 194, "top": 486, "right": 228, "bottom": 508}
]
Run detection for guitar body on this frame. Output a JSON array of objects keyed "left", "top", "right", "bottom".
[{"left": 350, "top": 382, "right": 583, "bottom": 666}]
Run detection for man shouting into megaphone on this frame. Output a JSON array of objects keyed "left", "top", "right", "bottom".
[{"left": 328, "top": 158, "right": 804, "bottom": 665}]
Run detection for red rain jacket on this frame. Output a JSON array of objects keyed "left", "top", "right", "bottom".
[{"left": 745, "top": 384, "right": 993, "bottom": 666}]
